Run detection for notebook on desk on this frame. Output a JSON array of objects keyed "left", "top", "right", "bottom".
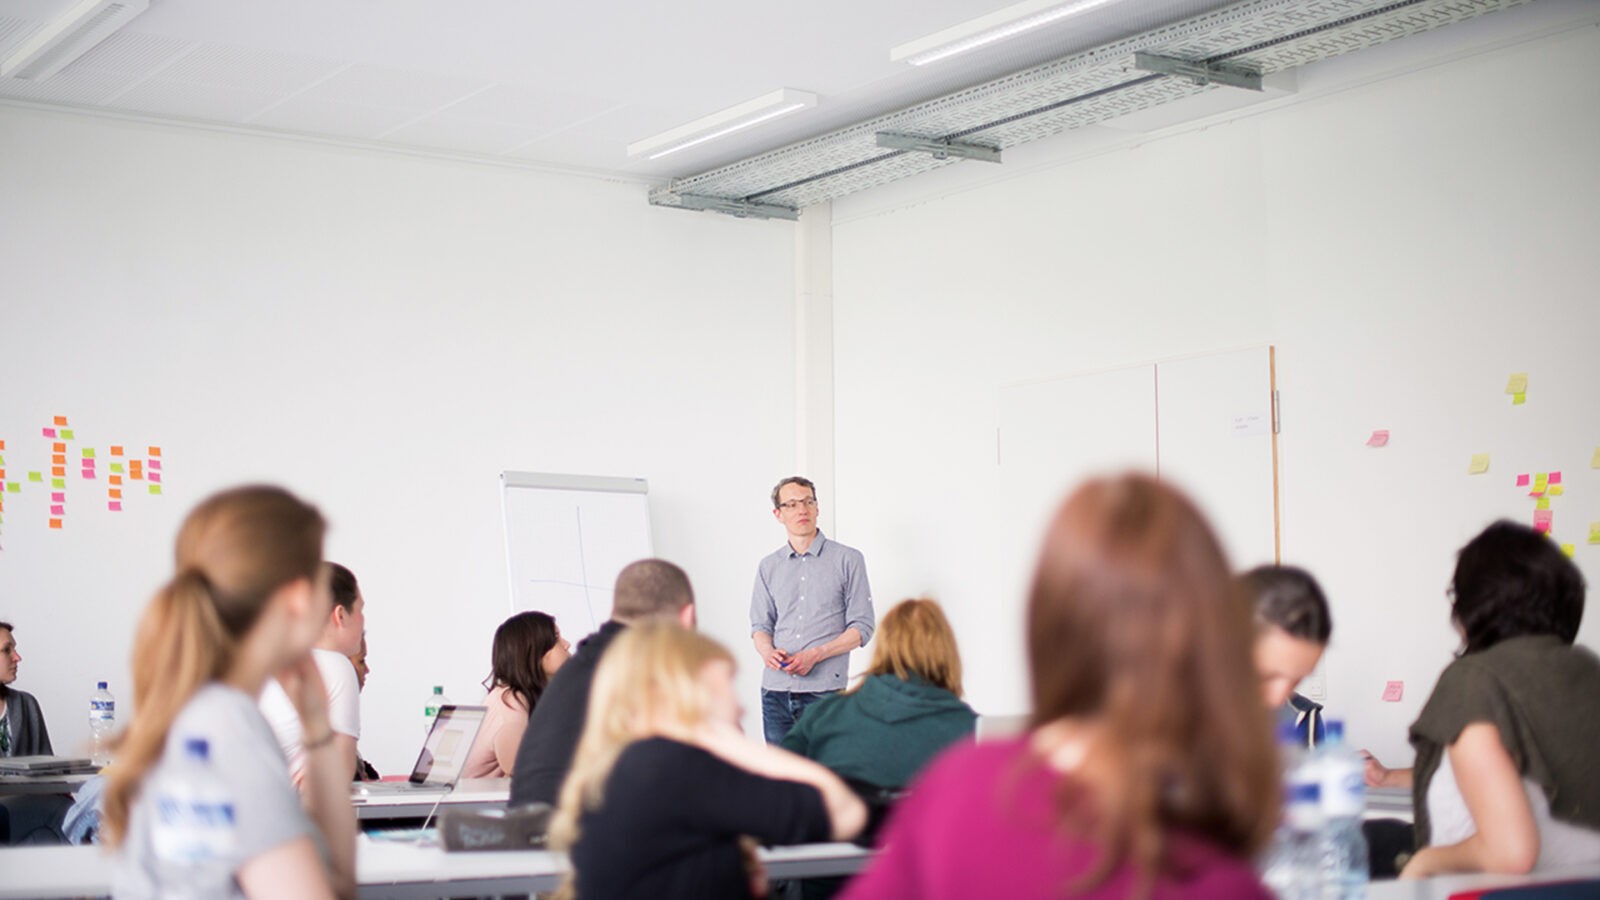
[
  {"left": 353, "top": 705, "right": 486, "bottom": 798},
  {"left": 0, "top": 755, "right": 97, "bottom": 776}
]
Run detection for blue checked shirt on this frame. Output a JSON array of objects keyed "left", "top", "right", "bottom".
[{"left": 750, "top": 532, "right": 875, "bottom": 693}]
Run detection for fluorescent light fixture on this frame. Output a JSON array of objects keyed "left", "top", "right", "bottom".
[
  {"left": 629, "top": 88, "right": 817, "bottom": 160},
  {"left": 891, "top": 0, "right": 1123, "bottom": 67},
  {"left": 0, "top": 0, "right": 148, "bottom": 81}
]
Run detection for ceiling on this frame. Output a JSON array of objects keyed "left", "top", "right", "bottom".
[{"left": 0, "top": 0, "right": 1572, "bottom": 204}]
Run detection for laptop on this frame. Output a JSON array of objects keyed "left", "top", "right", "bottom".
[
  {"left": 353, "top": 704, "right": 487, "bottom": 798},
  {"left": 0, "top": 755, "right": 98, "bottom": 776}
]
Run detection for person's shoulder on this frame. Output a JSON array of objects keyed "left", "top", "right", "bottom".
[
  {"left": 610, "top": 737, "right": 721, "bottom": 783},
  {"left": 1166, "top": 831, "right": 1272, "bottom": 898},
  {"left": 176, "top": 683, "right": 277, "bottom": 746},
  {"left": 312, "top": 648, "right": 358, "bottom": 685}
]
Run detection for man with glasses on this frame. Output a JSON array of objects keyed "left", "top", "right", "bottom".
[{"left": 751, "top": 476, "right": 875, "bottom": 744}]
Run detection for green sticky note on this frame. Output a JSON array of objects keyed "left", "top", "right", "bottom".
[
  {"left": 51, "top": 477, "right": 65, "bottom": 489},
  {"left": 1536, "top": 497, "right": 1551, "bottom": 510},
  {"left": 60, "top": 429, "right": 74, "bottom": 439},
  {"left": 81, "top": 448, "right": 95, "bottom": 458},
  {"left": 111, "top": 463, "right": 124, "bottom": 473},
  {"left": 28, "top": 471, "right": 42, "bottom": 482},
  {"left": 1512, "top": 392, "right": 1527, "bottom": 405},
  {"left": 0, "top": 455, "right": 6, "bottom": 465},
  {"left": 6, "top": 483, "right": 19, "bottom": 493},
  {"left": 148, "top": 484, "right": 162, "bottom": 495}
]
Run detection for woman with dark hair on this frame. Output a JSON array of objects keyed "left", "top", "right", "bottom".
[
  {"left": 463, "top": 611, "right": 571, "bottom": 778},
  {"left": 843, "top": 474, "right": 1276, "bottom": 899},
  {"left": 1241, "top": 565, "right": 1332, "bottom": 748},
  {"left": 1364, "top": 520, "right": 1600, "bottom": 878}
]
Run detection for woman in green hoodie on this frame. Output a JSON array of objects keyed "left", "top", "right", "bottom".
[{"left": 780, "top": 598, "right": 976, "bottom": 791}]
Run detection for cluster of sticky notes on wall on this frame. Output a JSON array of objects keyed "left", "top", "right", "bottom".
[
  {"left": 1506, "top": 372, "right": 1528, "bottom": 405},
  {"left": 0, "top": 415, "right": 164, "bottom": 547}
]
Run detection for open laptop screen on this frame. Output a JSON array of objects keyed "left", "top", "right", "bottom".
[{"left": 410, "top": 704, "right": 487, "bottom": 786}]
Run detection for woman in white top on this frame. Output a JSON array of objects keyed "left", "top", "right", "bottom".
[
  {"left": 104, "top": 485, "right": 356, "bottom": 899},
  {"left": 463, "top": 610, "right": 571, "bottom": 779}
]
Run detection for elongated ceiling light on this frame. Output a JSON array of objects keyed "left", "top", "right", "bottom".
[
  {"left": 628, "top": 88, "right": 817, "bottom": 161},
  {"left": 0, "top": 0, "right": 148, "bottom": 81},
  {"left": 891, "top": 0, "right": 1124, "bottom": 66}
]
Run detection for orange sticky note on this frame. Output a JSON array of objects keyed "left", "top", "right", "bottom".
[
  {"left": 51, "top": 454, "right": 65, "bottom": 465},
  {"left": 51, "top": 466, "right": 65, "bottom": 477},
  {"left": 110, "top": 475, "right": 122, "bottom": 486},
  {"left": 109, "top": 488, "right": 122, "bottom": 499},
  {"left": 148, "top": 447, "right": 161, "bottom": 457},
  {"left": 52, "top": 442, "right": 65, "bottom": 453},
  {"left": 130, "top": 470, "right": 144, "bottom": 481},
  {"left": 110, "top": 446, "right": 123, "bottom": 456},
  {"left": 0, "top": 440, "right": 6, "bottom": 450},
  {"left": 53, "top": 415, "right": 67, "bottom": 426},
  {"left": 49, "top": 518, "right": 62, "bottom": 529}
]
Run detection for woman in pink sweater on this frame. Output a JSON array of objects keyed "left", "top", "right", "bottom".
[{"left": 843, "top": 474, "right": 1279, "bottom": 900}]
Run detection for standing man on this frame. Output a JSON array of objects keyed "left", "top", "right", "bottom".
[{"left": 751, "top": 476, "right": 875, "bottom": 744}]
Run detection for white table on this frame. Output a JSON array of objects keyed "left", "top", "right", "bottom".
[
  {"left": 352, "top": 776, "right": 510, "bottom": 822},
  {"left": 0, "top": 772, "right": 95, "bottom": 796},
  {"left": 0, "top": 836, "right": 873, "bottom": 899},
  {"left": 1367, "top": 863, "right": 1600, "bottom": 898}
]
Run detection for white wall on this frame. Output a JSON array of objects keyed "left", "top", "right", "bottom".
[
  {"left": 828, "top": 15, "right": 1600, "bottom": 763},
  {"left": 0, "top": 106, "right": 797, "bottom": 771}
]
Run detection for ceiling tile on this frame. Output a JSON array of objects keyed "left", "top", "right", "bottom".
[{"left": 248, "top": 96, "right": 421, "bottom": 139}]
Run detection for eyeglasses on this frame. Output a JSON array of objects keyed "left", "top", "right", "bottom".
[{"left": 777, "top": 498, "right": 818, "bottom": 511}]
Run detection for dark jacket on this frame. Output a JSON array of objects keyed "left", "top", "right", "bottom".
[
  {"left": 509, "top": 620, "right": 626, "bottom": 807},
  {"left": 780, "top": 673, "right": 975, "bottom": 789},
  {"left": 1, "top": 687, "right": 53, "bottom": 757}
]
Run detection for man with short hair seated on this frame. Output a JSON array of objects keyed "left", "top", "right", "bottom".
[{"left": 1, "top": 619, "right": 71, "bottom": 844}]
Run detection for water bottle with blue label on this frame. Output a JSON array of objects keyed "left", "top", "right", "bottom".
[
  {"left": 150, "top": 737, "right": 237, "bottom": 898},
  {"left": 1262, "top": 722, "right": 1324, "bottom": 900},
  {"left": 1317, "top": 720, "right": 1369, "bottom": 899},
  {"left": 88, "top": 681, "right": 116, "bottom": 767}
]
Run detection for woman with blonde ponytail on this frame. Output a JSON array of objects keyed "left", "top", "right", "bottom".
[
  {"left": 550, "top": 620, "right": 865, "bottom": 899},
  {"left": 105, "top": 485, "right": 356, "bottom": 899}
]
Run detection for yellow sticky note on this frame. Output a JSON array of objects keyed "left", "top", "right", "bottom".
[
  {"left": 1589, "top": 522, "right": 1600, "bottom": 545},
  {"left": 1562, "top": 544, "right": 1575, "bottom": 557},
  {"left": 1506, "top": 373, "right": 1528, "bottom": 394},
  {"left": 1593, "top": 447, "right": 1600, "bottom": 469},
  {"left": 1550, "top": 485, "right": 1565, "bottom": 496},
  {"left": 1536, "top": 497, "right": 1551, "bottom": 510},
  {"left": 1512, "top": 392, "right": 1527, "bottom": 405},
  {"left": 1467, "top": 453, "right": 1490, "bottom": 475}
]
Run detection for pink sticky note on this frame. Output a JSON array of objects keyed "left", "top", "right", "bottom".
[
  {"left": 50, "top": 504, "right": 64, "bottom": 515},
  {"left": 42, "top": 427, "right": 56, "bottom": 438},
  {"left": 1549, "top": 471, "right": 1562, "bottom": 485},
  {"left": 149, "top": 472, "right": 161, "bottom": 484},
  {"left": 1535, "top": 509, "right": 1554, "bottom": 525},
  {"left": 148, "top": 459, "right": 161, "bottom": 471},
  {"left": 1516, "top": 474, "right": 1531, "bottom": 486},
  {"left": 51, "top": 492, "right": 64, "bottom": 502},
  {"left": 108, "top": 501, "right": 121, "bottom": 512},
  {"left": 1366, "top": 430, "right": 1390, "bottom": 448},
  {"left": 1382, "top": 681, "right": 1404, "bottom": 702},
  {"left": 81, "top": 469, "right": 96, "bottom": 480}
]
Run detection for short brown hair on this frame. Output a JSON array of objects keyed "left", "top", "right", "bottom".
[
  {"left": 770, "top": 476, "right": 816, "bottom": 509},
  {"left": 611, "top": 559, "right": 694, "bottom": 621},
  {"left": 857, "top": 598, "right": 962, "bottom": 696},
  {"left": 1026, "top": 474, "right": 1278, "bottom": 889}
]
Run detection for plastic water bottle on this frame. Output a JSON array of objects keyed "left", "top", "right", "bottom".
[
  {"left": 424, "top": 685, "right": 450, "bottom": 734},
  {"left": 1318, "top": 720, "right": 1370, "bottom": 899},
  {"left": 88, "top": 681, "right": 116, "bottom": 766},
  {"left": 1262, "top": 723, "right": 1324, "bottom": 900},
  {"left": 150, "top": 737, "right": 237, "bottom": 898}
]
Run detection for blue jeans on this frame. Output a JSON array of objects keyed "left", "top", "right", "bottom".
[{"left": 761, "top": 689, "right": 837, "bottom": 745}]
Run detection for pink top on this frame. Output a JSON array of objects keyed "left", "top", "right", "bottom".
[
  {"left": 841, "top": 737, "right": 1271, "bottom": 900},
  {"left": 462, "top": 684, "right": 529, "bottom": 779}
]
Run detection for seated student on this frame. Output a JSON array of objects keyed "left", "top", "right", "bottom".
[
  {"left": 1362, "top": 521, "right": 1600, "bottom": 879},
  {"left": 463, "top": 611, "right": 571, "bottom": 778},
  {"left": 1, "top": 619, "right": 72, "bottom": 844},
  {"left": 510, "top": 558, "right": 696, "bottom": 808},
  {"left": 780, "top": 597, "right": 975, "bottom": 789},
  {"left": 550, "top": 620, "right": 866, "bottom": 899},
  {"left": 347, "top": 635, "right": 379, "bottom": 782},
  {"left": 842, "top": 474, "right": 1277, "bottom": 900},
  {"left": 259, "top": 562, "right": 365, "bottom": 789},
  {"left": 105, "top": 485, "right": 356, "bottom": 899},
  {"left": 1241, "top": 565, "right": 1332, "bottom": 747}
]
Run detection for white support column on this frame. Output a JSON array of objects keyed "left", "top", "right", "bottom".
[{"left": 794, "top": 202, "right": 835, "bottom": 534}]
